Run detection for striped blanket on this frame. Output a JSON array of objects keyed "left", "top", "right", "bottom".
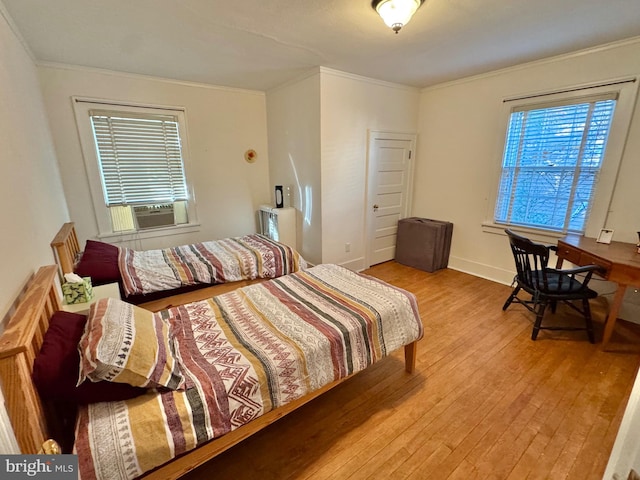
[
  {"left": 118, "top": 234, "right": 306, "bottom": 297},
  {"left": 75, "top": 264, "right": 423, "bottom": 480}
]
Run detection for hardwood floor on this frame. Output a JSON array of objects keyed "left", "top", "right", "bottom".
[{"left": 180, "top": 262, "right": 640, "bottom": 480}]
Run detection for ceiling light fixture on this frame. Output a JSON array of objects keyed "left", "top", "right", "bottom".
[{"left": 372, "top": 0, "right": 424, "bottom": 34}]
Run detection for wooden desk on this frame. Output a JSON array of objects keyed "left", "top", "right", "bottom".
[{"left": 556, "top": 235, "right": 640, "bottom": 349}]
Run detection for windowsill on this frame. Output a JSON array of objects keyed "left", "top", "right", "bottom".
[
  {"left": 481, "top": 222, "right": 573, "bottom": 244},
  {"left": 97, "top": 223, "right": 201, "bottom": 242}
]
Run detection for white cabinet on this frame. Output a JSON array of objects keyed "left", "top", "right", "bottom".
[{"left": 258, "top": 205, "right": 296, "bottom": 248}]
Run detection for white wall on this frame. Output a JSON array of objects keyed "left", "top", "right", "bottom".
[
  {"left": 38, "top": 65, "right": 272, "bottom": 250},
  {"left": 267, "top": 67, "right": 420, "bottom": 269},
  {"left": 0, "top": 9, "right": 69, "bottom": 324},
  {"left": 266, "top": 71, "right": 322, "bottom": 264},
  {"left": 0, "top": 5, "right": 70, "bottom": 453},
  {"left": 320, "top": 69, "right": 420, "bottom": 270},
  {"left": 414, "top": 38, "right": 640, "bottom": 287}
]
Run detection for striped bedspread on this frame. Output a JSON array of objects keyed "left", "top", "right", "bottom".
[
  {"left": 75, "top": 264, "right": 423, "bottom": 480},
  {"left": 118, "top": 234, "right": 306, "bottom": 297}
]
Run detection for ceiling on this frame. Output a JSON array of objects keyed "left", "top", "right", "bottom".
[{"left": 3, "top": 0, "right": 640, "bottom": 91}]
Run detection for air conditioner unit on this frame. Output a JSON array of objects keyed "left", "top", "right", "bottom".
[
  {"left": 258, "top": 205, "right": 296, "bottom": 247},
  {"left": 133, "top": 204, "right": 175, "bottom": 230}
]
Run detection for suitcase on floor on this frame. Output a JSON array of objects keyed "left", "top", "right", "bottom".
[{"left": 395, "top": 218, "right": 453, "bottom": 272}]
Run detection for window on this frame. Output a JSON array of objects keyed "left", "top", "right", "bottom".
[
  {"left": 495, "top": 96, "right": 616, "bottom": 233},
  {"left": 74, "top": 99, "right": 197, "bottom": 237},
  {"left": 490, "top": 79, "right": 638, "bottom": 238}
]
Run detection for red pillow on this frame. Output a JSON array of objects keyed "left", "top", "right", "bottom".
[
  {"left": 74, "top": 240, "right": 121, "bottom": 285},
  {"left": 33, "top": 311, "right": 146, "bottom": 404},
  {"left": 80, "top": 240, "right": 120, "bottom": 262}
]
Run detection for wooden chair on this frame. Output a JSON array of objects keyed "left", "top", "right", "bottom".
[{"left": 502, "top": 229, "right": 602, "bottom": 343}]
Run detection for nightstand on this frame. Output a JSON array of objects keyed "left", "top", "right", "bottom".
[{"left": 61, "top": 282, "right": 121, "bottom": 315}]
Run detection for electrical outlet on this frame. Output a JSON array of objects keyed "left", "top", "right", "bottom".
[{"left": 345, "top": 243, "right": 351, "bottom": 253}]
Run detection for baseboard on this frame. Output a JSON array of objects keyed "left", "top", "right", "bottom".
[
  {"left": 339, "top": 257, "right": 366, "bottom": 272},
  {"left": 448, "top": 256, "right": 514, "bottom": 286}
]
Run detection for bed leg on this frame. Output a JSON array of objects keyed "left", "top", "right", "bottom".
[{"left": 404, "top": 341, "right": 417, "bottom": 373}]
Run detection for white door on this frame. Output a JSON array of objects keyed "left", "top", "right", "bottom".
[{"left": 365, "top": 131, "right": 415, "bottom": 267}]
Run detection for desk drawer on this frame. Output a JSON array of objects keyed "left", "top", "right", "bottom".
[
  {"left": 558, "top": 243, "right": 582, "bottom": 264},
  {"left": 580, "top": 252, "right": 612, "bottom": 276}
]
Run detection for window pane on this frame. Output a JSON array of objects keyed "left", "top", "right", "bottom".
[
  {"left": 109, "top": 205, "right": 135, "bottom": 232},
  {"left": 173, "top": 200, "right": 189, "bottom": 225},
  {"left": 568, "top": 171, "right": 597, "bottom": 232},
  {"left": 90, "top": 113, "right": 189, "bottom": 206},
  {"left": 494, "top": 98, "right": 615, "bottom": 233},
  {"left": 509, "top": 168, "right": 572, "bottom": 230}
]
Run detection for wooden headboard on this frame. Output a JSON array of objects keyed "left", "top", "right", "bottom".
[
  {"left": 0, "top": 265, "right": 59, "bottom": 453},
  {"left": 50, "top": 222, "right": 80, "bottom": 277}
]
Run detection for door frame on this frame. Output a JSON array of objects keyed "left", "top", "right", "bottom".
[{"left": 364, "top": 130, "right": 417, "bottom": 269}]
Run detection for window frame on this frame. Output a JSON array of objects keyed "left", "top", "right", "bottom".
[
  {"left": 484, "top": 78, "right": 639, "bottom": 241},
  {"left": 73, "top": 97, "right": 199, "bottom": 240}
]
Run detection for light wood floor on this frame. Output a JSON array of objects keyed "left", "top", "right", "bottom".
[{"left": 180, "top": 261, "right": 640, "bottom": 480}]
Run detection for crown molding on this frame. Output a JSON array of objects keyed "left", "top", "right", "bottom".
[
  {"left": 266, "top": 67, "right": 322, "bottom": 94},
  {"left": 421, "top": 35, "right": 640, "bottom": 93},
  {"left": 37, "top": 61, "right": 266, "bottom": 96},
  {"left": 319, "top": 66, "right": 420, "bottom": 92},
  {"left": 267, "top": 66, "right": 421, "bottom": 94},
  {"left": 0, "top": 0, "right": 36, "bottom": 62}
]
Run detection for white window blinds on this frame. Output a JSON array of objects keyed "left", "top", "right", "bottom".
[
  {"left": 494, "top": 94, "right": 617, "bottom": 234},
  {"left": 90, "top": 111, "right": 189, "bottom": 206}
]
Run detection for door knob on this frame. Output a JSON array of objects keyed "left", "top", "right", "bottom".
[{"left": 373, "top": 204, "right": 379, "bottom": 212}]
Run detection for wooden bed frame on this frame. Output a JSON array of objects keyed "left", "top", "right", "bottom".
[
  {"left": 0, "top": 265, "right": 418, "bottom": 479},
  {"left": 50, "top": 222, "right": 80, "bottom": 279}
]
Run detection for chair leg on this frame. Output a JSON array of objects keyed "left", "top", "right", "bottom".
[
  {"left": 503, "top": 286, "right": 521, "bottom": 311},
  {"left": 582, "top": 298, "right": 595, "bottom": 344},
  {"left": 531, "top": 302, "right": 547, "bottom": 340}
]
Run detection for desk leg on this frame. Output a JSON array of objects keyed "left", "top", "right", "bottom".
[{"left": 602, "top": 284, "right": 628, "bottom": 350}]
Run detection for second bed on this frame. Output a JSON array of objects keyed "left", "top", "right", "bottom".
[{"left": 51, "top": 222, "right": 307, "bottom": 305}]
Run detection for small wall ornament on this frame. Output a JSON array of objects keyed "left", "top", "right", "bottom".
[{"left": 244, "top": 149, "right": 257, "bottom": 163}]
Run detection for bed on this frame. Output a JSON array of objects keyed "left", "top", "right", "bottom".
[
  {"left": 50, "top": 223, "right": 307, "bottom": 306},
  {"left": 0, "top": 263, "right": 423, "bottom": 480}
]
